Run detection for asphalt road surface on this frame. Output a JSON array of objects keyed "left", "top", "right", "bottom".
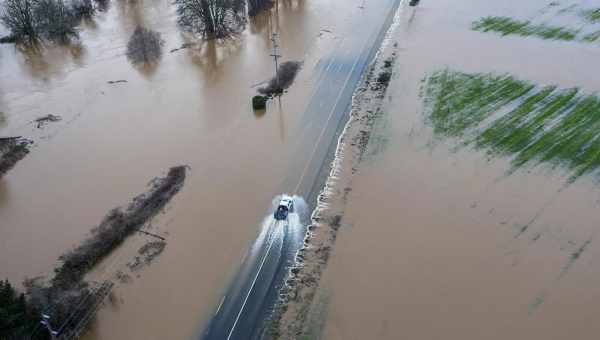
[{"left": 200, "top": 1, "right": 402, "bottom": 338}]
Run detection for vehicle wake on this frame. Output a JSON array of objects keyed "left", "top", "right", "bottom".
[{"left": 200, "top": 196, "right": 306, "bottom": 340}]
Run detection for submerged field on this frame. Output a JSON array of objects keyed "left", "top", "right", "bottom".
[
  {"left": 319, "top": 0, "right": 600, "bottom": 339},
  {"left": 425, "top": 70, "right": 600, "bottom": 181},
  {"left": 472, "top": 16, "right": 582, "bottom": 41},
  {"left": 472, "top": 4, "right": 600, "bottom": 43}
]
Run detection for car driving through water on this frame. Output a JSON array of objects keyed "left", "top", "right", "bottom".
[{"left": 274, "top": 195, "right": 294, "bottom": 221}]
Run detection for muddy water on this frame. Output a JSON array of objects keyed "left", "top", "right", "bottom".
[
  {"left": 0, "top": 0, "right": 388, "bottom": 339},
  {"left": 321, "top": 0, "right": 600, "bottom": 339}
]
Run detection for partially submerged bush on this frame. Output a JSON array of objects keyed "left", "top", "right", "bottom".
[
  {"left": 126, "top": 26, "right": 164, "bottom": 64},
  {"left": 258, "top": 60, "right": 301, "bottom": 96},
  {"left": 252, "top": 95, "right": 268, "bottom": 110},
  {"left": 377, "top": 70, "right": 392, "bottom": 85},
  {"left": 0, "top": 137, "right": 31, "bottom": 177},
  {"left": 0, "top": 35, "right": 18, "bottom": 43}
]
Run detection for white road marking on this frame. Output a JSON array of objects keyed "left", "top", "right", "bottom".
[
  {"left": 293, "top": 39, "right": 365, "bottom": 195},
  {"left": 226, "top": 221, "right": 280, "bottom": 340}
]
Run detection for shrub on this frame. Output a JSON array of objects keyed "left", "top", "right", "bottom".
[
  {"left": 377, "top": 70, "right": 391, "bottom": 84},
  {"left": 126, "top": 26, "right": 163, "bottom": 64},
  {"left": 258, "top": 61, "right": 302, "bottom": 96},
  {"left": 252, "top": 95, "right": 268, "bottom": 110}
]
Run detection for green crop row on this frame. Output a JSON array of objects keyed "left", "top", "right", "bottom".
[{"left": 425, "top": 70, "right": 600, "bottom": 181}]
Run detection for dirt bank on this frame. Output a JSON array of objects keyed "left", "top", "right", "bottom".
[
  {"left": 266, "top": 32, "right": 400, "bottom": 340},
  {"left": 26, "top": 166, "right": 186, "bottom": 338},
  {"left": 53, "top": 166, "right": 186, "bottom": 290},
  {"left": 0, "top": 137, "right": 31, "bottom": 177}
]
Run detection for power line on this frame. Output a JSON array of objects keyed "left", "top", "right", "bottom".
[{"left": 41, "top": 231, "right": 155, "bottom": 339}]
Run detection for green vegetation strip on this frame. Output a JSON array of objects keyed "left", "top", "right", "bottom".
[
  {"left": 425, "top": 70, "right": 600, "bottom": 181},
  {"left": 580, "top": 8, "right": 600, "bottom": 23},
  {"left": 472, "top": 16, "right": 580, "bottom": 41}
]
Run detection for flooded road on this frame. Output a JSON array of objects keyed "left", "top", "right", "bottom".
[
  {"left": 320, "top": 0, "right": 600, "bottom": 339},
  {"left": 0, "top": 0, "right": 402, "bottom": 339},
  {"left": 201, "top": 209, "right": 305, "bottom": 340},
  {"left": 201, "top": 0, "right": 401, "bottom": 336}
]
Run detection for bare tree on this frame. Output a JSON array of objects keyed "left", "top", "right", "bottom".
[
  {"left": 1, "top": 0, "right": 90, "bottom": 44},
  {"left": 126, "top": 26, "right": 163, "bottom": 64},
  {"left": 174, "top": 0, "right": 246, "bottom": 39},
  {"left": 0, "top": 0, "right": 38, "bottom": 43},
  {"left": 34, "top": 0, "right": 78, "bottom": 43}
]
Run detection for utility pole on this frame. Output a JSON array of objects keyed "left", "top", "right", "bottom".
[
  {"left": 359, "top": 0, "right": 365, "bottom": 9},
  {"left": 270, "top": 32, "right": 282, "bottom": 92},
  {"left": 40, "top": 314, "right": 59, "bottom": 340}
]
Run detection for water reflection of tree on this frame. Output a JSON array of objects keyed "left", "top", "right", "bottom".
[
  {"left": 16, "top": 42, "right": 87, "bottom": 82},
  {"left": 248, "top": 0, "right": 306, "bottom": 52},
  {"left": 279, "top": 0, "right": 305, "bottom": 11},
  {"left": 116, "top": 0, "right": 146, "bottom": 30},
  {"left": 186, "top": 38, "right": 242, "bottom": 81},
  {"left": 0, "top": 180, "right": 9, "bottom": 208},
  {"left": 249, "top": 8, "right": 272, "bottom": 35},
  {"left": 0, "top": 112, "right": 6, "bottom": 127}
]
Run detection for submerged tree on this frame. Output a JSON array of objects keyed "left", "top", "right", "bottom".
[
  {"left": 174, "top": 0, "right": 246, "bottom": 39},
  {"left": 126, "top": 26, "right": 163, "bottom": 64},
  {"left": 34, "top": 0, "right": 78, "bottom": 43},
  {"left": 0, "top": 0, "right": 38, "bottom": 43},
  {"left": 1, "top": 0, "right": 94, "bottom": 44}
]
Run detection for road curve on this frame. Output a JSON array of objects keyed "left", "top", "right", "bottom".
[{"left": 200, "top": 1, "right": 403, "bottom": 339}]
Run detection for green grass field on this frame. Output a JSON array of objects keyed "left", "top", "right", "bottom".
[
  {"left": 472, "top": 16, "right": 580, "bottom": 41},
  {"left": 425, "top": 70, "right": 600, "bottom": 181}
]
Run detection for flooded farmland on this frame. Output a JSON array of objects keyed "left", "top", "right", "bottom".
[
  {"left": 4, "top": 0, "right": 600, "bottom": 338},
  {"left": 0, "top": 0, "right": 400, "bottom": 338},
  {"left": 318, "top": 0, "right": 600, "bottom": 339}
]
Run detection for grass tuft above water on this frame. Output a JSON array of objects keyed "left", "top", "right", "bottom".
[
  {"left": 425, "top": 70, "right": 600, "bottom": 181},
  {"left": 472, "top": 16, "right": 580, "bottom": 41},
  {"left": 582, "top": 30, "right": 600, "bottom": 42},
  {"left": 580, "top": 8, "right": 600, "bottom": 23}
]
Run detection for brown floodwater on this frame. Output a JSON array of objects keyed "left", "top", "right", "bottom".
[
  {"left": 0, "top": 0, "right": 384, "bottom": 338},
  {"left": 321, "top": 0, "right": 600, "bottom": 339}
]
